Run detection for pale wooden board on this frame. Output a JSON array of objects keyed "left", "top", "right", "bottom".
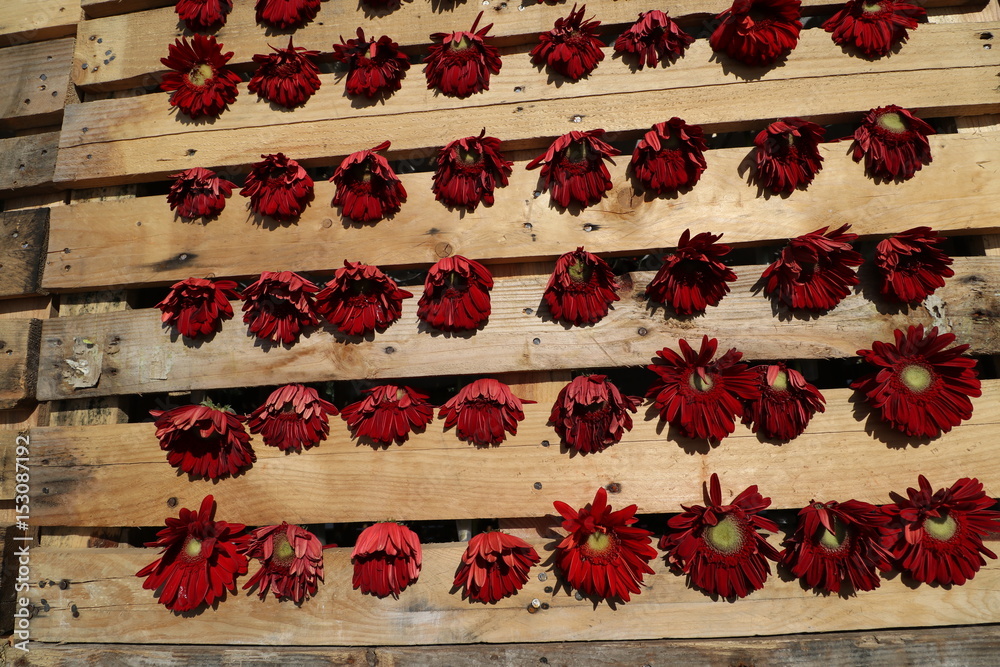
[
  {"left": 0, "top": 208, "right": 49, "bottom": 298},
  {"left": 0, "top": 0, "right": 79, "bottom": 46},
  {"left": 0, "top": 319, "right": 41, "bottom": 410},
  {"left": 0, "top": 38, "right": 74, "bottom": 131},
  {"left": 0, "top": 132, "right": 60, "bottom": 196}
]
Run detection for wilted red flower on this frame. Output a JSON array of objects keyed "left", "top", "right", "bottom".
[
  {"left": 167, "top": 167, "right": 235, "bottom": 219},
  {"left": 241, "top": 153, "right": 315, "bottom": 222},
  {"left": 255, "top": 0, "right": 321, "bottom": 29},
  {"left": 761, "top": 224, "right": 862, "bottom": 311},
  {"left": 630, "top": 118, "right": 708, "bottom": 194},
  {"left": 543, "top": 247, "right": 620, "bottom": 325},
  {"left": 332, "top": 29, "right": 411, "bottom": 99},
  {"left": 851, "top": 325, "right": 981, "bottom": 438},
  {"left": 752, "top": 118, "right": 825, "bottom": 194},
  {"left": 424, "top": 11, "right": 502, "bottom": 98},
  {"left": 614, "top": 10, "right": 694, "bottom": 69},
  {"left": 742, "top": 363, "right": 826, "bottom": 441},
  {"left": 315, "top": 261, "right": 413, "bottom": 336},
  {"left": 660, "top": 473, "right": 780, "bottom": 598},
  {"left": 850, "top": 105, "right": 934, "bottom": 181},
  {"left": 531, "top": 4, "right": 605, "bottom": 81},
  {"left": 175, "top": 0, "right": 232, "bottom": 33},
  {"left": 454, "top": 531, "right": 540, "bottom": 603},
  {"left": 645, "top": 230, "right": 736, "bottom": 316},
  {"left": 432, "top": 130, "right": 513, "bottom": 211},
  {"left": 646, "top": 336, "right": 760, "bottom": 443},
  {"left": 710, "top": 0, "right": 802, "bottom": 67},
  {"left": 824, "top": 0, "right": 926, "bottom": 58},
  {"left": 248, "top": 38, "right": 322, "bottom": 109},
  {"left": 157, "top": 277, "right": 239, "bottom": 339},
  {"left": 417, "top": 255, "right": 494, "bottom": 332},
  {"left": 440, "top": 378, "right": 534, "bottom": 447},
  {"left": 242, "top": 523, "right": 325, "bottom": 603},
  {"left": 241, "top": 270, "right": 320, "bottom": 344},
  {"left": 331, "top": 141, "right": 407, "bottom": 223},
  {"left": 137, "top": 495, "right": 247, "bottom": 612},
  {"left": 341, "top": 385, "right": 435, "bottom": 447},
  {"left": 150, "top": 401, "right": 256, "bottom": 480},
  {"left": 160, "top": 35, "right": 240, "bottom": 120},
  {"left": 549, "top": 375, "right": 641, "bottom": 454},
  {"left": 248, "top": 384, "right": 338, "bottom": 452},
  {"left": 352, "top": 522, "right": 422, "bottom": 598},
  {"left": 527, "top": 129, "right": 620, "bottom": 209},
  {"left": 553, "top": 487, "right": 657, "bottom": 602},
  {"left": 875, "top": 227, "right": 954, "bottom": 304}
]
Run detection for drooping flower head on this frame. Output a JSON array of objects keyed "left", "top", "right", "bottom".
[
  {"left": 167, "top": 167, "right": 235, "bottom": 219},
  {"left": 850, "top": 105, "right": 934, "bottom": 181},
  {"left": 527, "top": 129, "right": 620, "bottom": 209},
  {"left": 424, "top": 11, "right": 502, "bottom": 98},
  {"left": 660, "top": 473, "right": 780, "bottom": 598},
  {"left": 175, "top": 0, "right": 232, "bottom": 33},
  {"left": 150, "top": 401, "right": 256, "bottom": 480},
  {"left": 241, "top": 270, "right": 320, "bottom": 345},
  {"left": 160, "top": 35, "right": 241, "bottom": 120},
  {"left": 248, "top": 38, "right": 322, "bottom": 109},
  {"left": 630, "top": 118, "right": 708, "bottom": 194},
  {"left": 742, "top": 363, "right": 826, "bottom": 441},
  {"left": 553, "top": 487, "right": 657, "bottom": 602},
  {"left": 454, "top": 531, "right": 541, "bottom": 603},
  {"left": 752, "top": 118, "right": 826, "bottom": 194},
  {"left": 823, "top": 0, "right": 926, "bottom": 59},
  {"left": 875, "top": 227, "right": 954, "bottom": 304},
  {"left": 332, "top": 29, "right": 411, "bottom": 99},
  {"left": 137, "top": 495, "right": 247, "bottom": 612},
  {"left": 530, "top": 4, "right": 605, "bottom": 81},
  {"left": 255, "top": 0, "right": 321, "bottom": 30},
  {"left": 646, "top": 336, "right": 760, "bottom": 443},
  {"left": 352, "top": 522, "right": 422, "bottom": 598},
  {"left": 417, "top": 255, "right": 494, "bottom": 332},
  {"left": 315, "top": 261, "right": 413, "bottom": 336},
  {"left": 760, "top": 224, "right": 863, "bottom": 312},
  {"left": 432, "top": 130, "right": 513, "bottom": 211},
  {"left": 331, "top": 141, "right": 407, "bottom": 223},
  {"left": 645, "top": 230, "right": 737, "bottom": 316},
  {"left": 614, "top": 10, "right": 694, "bottom": 69},
  {"left": 341, "top": 385, "right": 435, "bottom": 447},
  {"left": 242, "top": 523, "right": 325, "bottom": 603},
  {"left": 549, "top": 375, "right": 641, "bottom": 454},
  {"left": 710, "top": 0, "right": 802, "bottom": 67},
  {"left": 248, "top": 384, "right": 338, "bottom": 452},
  {"left": 439, "top": 378, "right": 534, "bottom": 447},
  {"left": 543, "top": 247, "right": 620, "bottom": 325},
  {"left": 156, "top": 277, "right": 240, "bottom": 340},
  {"left": 851, "top": 325, "right": 981, "bottom": 438},
  {"left": 241, "top": 153, "right": 315, "bottom": 222}
]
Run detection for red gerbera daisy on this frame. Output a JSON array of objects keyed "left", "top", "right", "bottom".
[
  {"left": 432, "top": 130, "right": 513, "bottom": 211},
  {"left": 530, "top": 4, "right": 605, "bottom": 81},
  {"left": 527, "top": 129, "right": 620, "bottom": 209},
  {"left": 417, "top": 255, "right": 494, "bottom": 332},
  {"left": 424, "top": 11, "right": 502, "bottom": 98},
  {"left": 241, "top": 270, "right": 320, "bottom": 345},
  {"left": 242, "top": 523, "right": 326, "bottom": 603},
  {"left": 646, "top": 336, "right": 760, "bottom": 443},
  {"left": 439, "top": 378, "right": 534, "bottom": 447},
  {"left": 315, "top": 261, "right": 413, "bottom": 336},
  {"left": 167, "top": 167, "right": 235, "bottom": 219},
  {"left": 248, "top": 38, "right": 322, "bottom": 109},
  {"left": 241, "top": 153, "right": 315, "bottom": 223},
  {"left": 160, "top": 35, "right": 241, "bottom": 120},
  {"left": 645, "top": 230, "right": 736, "bottom": 316},
  {"left": 660, "top": 473, "right": 780, "bottom": 598},
  {"left": 248, "top": 384, "right": 338, "bottom": 452},
  {"left": 175, "top": 0, "right": 232, "bottom": 33},
  {"left": 157, "top": 277, "right": 240, "bottom": 340},
  {"left": 341, "top": 385, "right": 435, "bottom": 447},
  {"left": 761, "top": 224, "right": 863, "bottom": 311},
  {"left": 137, "top": 495, "right": 247, "bottom": 612},
  {"left": 752, "top": 118, "right": 826, "bottom": 194},
  {"left": 331, "top": 141, "right": 407, "bottom": 223},
  {"left": 850, "top": 105, "right": 934, "bottom": 181},
  {"left": 710, "top": 0, "right": 802, "bottom": 67},
  {"left": 333, "top": 29, "right": 411, "bottom": 99},
  {"left": 553, "top": 487, "right": 657, "bottom": 602},
  {"left": 630, "top": 118, "right": 708, "bottom": 194},
  {"left": 851, "top": 325, "right": 981, "bottom": 438},
  {"left": 614, "top": 10, "right": 694, "bottom": 69},
  {"left": 352, "top": 522, "right": 422, "bottom": 599},
  {"left": 255, "top": 0, "right": 321, "bottom": 30},
  {"left": 742, "top": 363, "right": 826, "bottom": 441},
  {"left": 549, "top": 375, "right": 641, "bottom": 454},
  {"left": 543, "top": 247, "right": 620, "bottom": 325},
  {"left": 824, "top": 0, "right": 926, "bottom": 58},
  {"left": 454, "top": 531, "right": 541, "bottom": 603},
  {"left": 875, "top": 227, "right": 954, "bottom": 304},
  {"left": 150, "top": 401, "right": 256, "bottom": 480}
]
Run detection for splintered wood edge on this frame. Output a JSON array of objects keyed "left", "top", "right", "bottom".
[
  {"left": 0, "top": 319, "right": 42, "bottom": 410},
  {"left": 0, "top": 208, "right": 49, "bottom": 298}
]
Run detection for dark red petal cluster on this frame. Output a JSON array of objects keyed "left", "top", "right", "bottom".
[
  {"left": 167, "top": 167, "right": 235, "bottom": 219},
  {"left": 137, "top": 495, "right": 247, "bottom": 612},
  {"left": 630, "top": 118, "right": 708, "bottom": 194},
  {"left": 851, "top": 325, "right": 981, "bottom": 438},
  {"left": 332, "top": 29, "right": 411, "bottom": 99},
  {"left": 439, "top": 378, "right": 534, "bottom": 447},
  {"left": 331, "top": 141, "right": 407, "bottom": 223},
  {"left": 530, "top": 4, "right": 605, "bottom": 81},
  {"left": 248, "top": 384, "right": 338, "bottom": 452},
  {"left": 850, "top": 105, "right": 934, "bottom": 181},
  {"left": 454, "top": 531, "right": 541, "bottom": 603},
  {"left": 424, "top": 12, "right": 502, "bottom": 98},
  {"left": 248, "top": 39, "right": 322, "bottom": 109},
  {"left": 752, "top": 118, "right": 826, "bottom": 194},
  {"left": 255, "top": 0, "right": 321, "bottom": 30},
  {"left": 645, "top": 230, "right": 736, "bottom": 315},
  {"left": 660, "top": 473, "right": 780, "bottom": 598},
  {"left": 241, "top": 153, "right": 315, "bottom": 222},
  {"left": 341, "top": 385, "right": 435, "bottom": 447},
  {"left": 432, "top": 130, "right": 513, "bottom": 211},
  {"left": 352, "top": 522, "right": 422, "bottom": 598},
  {"left": 549, "top": 375, "right": 640, "bottom": 454},
  {"left": 241, "top": 270, "right": 320, "bottom": 344},
  {"left": 527, "top": 129, "right": 620, "bottom": 209},
  {"left": 150, "top": 402, "right": 256, "bottom": 480},
  {"left": 742, "top": 363, "right": 826, "bottom": 441},
  {"left": 315, "top": 261, "right": 413, "bottom": 336},
  {"left": 242, "top": 523, "right": 325, "bottom": 603},
  {"left": 709, "top": 0, "right": 802, "bottom": 67},
  {"left": 543, "top": 247, "right": 620, "bottom": 325},
  {"left": 156, "top": 277, "right": 240, "bottom": 339},
  {"left": 823, "top": 0, "right": 926, "bottom": 58},
  {"left": 175, "top": 0, "right": 232, "bottom": 33},
  {"left": 417, "top": 255, "right": 494, "bottom": 332},
  {"left": 761, "top": 224, "right": 863, "bottom": 311},
  {"left": 553, "top": 487, "right": 657, "bottom": 602},
  {"left": 160, "top": 35, "right": 241, "bottom": 120},
  {"left": 614, "top": 10, "right": 694, "bottom": 69},
  {"left": 875, "top": 226, "right": 954, "bottom": 304}
]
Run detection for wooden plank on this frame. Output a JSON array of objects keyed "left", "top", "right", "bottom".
[
  {"left": 0, "top": 132, "right": 60, "bottom": 196},
  {"left": 0, "top": 38, "right": 74, "bottom": 131},
  {"left": 0, "top": 0, "right": 80, "bottom": 46},
  {"left": 0, "top": 319, "right": 41, "bottom": 410},
  {"left": 0, "top": 208, "right": 49, "bottom": 299},
  {"left": 81, "top": 0, "right": 172, "bottom": 19}
]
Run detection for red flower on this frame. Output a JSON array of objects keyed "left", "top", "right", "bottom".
[
  {"left": 752, "top": 118, "right": 825, "bottom": 194},
  {"left": 543, "top": 247, "right": 620, "bottom": 325},
  {"left": 241, "top": 270, "right": 319, "bottom": 344},
  {"left": 167, "top": 167, "right": 235, "bottom": 219},
  {"left": 417, "top": 255, "right": 494, "bottom": 332},
  {"left": 760, "top": 224, "right": 862, "bottom": 311},
  {"left": 248, "top": 384, "right": 338, "bottom": 452},
  {"left": 333, "top": 29, "right": 410, "bottom": 99},
  {"left": 352, "top": 522, "right": 422, "bottom": 598},
  {"left": 530, "top": 4, "right": 605, "bottom": 81},
  {"left": 850, "top": 105, "right": 934, "bottom": 181},
  {"left": 315, "top": 261, "right": 413, "bottom": 336},
  {"left": 549, "top": 375, "right": 640, "bottom": 454},
  {"left": 424, "top": 11, "right": 502, "bottom": 98},
  {"left": 875, "top": 227, "right": 954, "bottom": 304},
  {"left": 160, "top": 35, "right": 241, "bottom": 120},
  {"left": 709, "top": 0, "right": 802, "bottom": 67},
  {"left": 660, "top": 473, "right": 779, "bottom": 598},
  {"left": 553, "top": 487, "right": 657, "bottom": 602},
  {"left": 175, "top": 0, "right": 232, "bottom": 33},
  {"left": 630, "top": 118, "right": 708, "bottom": 194},
  {"left": 614, "top": 10, "right": 694, "bottom": 69},
  {"left": 439, "top": 378, "right": 534, "bottom": 447},
  {"left": 526, "top": 129, "right": 620, "bottom": 209},
  {"left": 645, "top": 230, "right": 736, "bottom": 316},
  {"left": 137, "top": 495, "right": 247, "bottom": 612},
  {"left": 824, "top": 0, "right": 926, "bottom": 58},
  {"left": 432, "top": 130, "right": 513, "bottom": 211},
  {"left": 454, "top": 531, "right": 540, "bottom": 603},
  {"left": 156, "top": 277, "right": 239, "bottom": 339},
  {"left": 646, "top": 336, "right": 760, "bottom": 443},
  {"left": 255, "top": 0, "right": 321, "bottom": 30},
  {"left": 851, "top": 325, "right": 981, "bottom": 438},
  {"left": 150, "top": 402, "right": 255, "bottom": 480},
  {"left": 331, "top": 141, "right": 407, "bottom": 223},
  {"left": 241, "top": 153, "right": 315, "bottom": 223},
  {"left": 248, "top": 38, "right": 322, "bottom": 109},
  {"left": 341, "top": 385, "right": 435, "bottom": 447},
  {"left": 242, "top": 523, "right": 325, "bottom": 603},
  {"left": 742, "top": 363, "right": 826, "bottom": 441}
]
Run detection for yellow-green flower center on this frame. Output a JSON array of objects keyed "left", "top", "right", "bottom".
[
  {"left": 862, "top": 2, "right": 885, "bottom": 13},
  {"left": 704, "top": 516, "right": 743, "bottom": 554},
  {"left": 275, "top": 535, "right": 296, "bottom": 561},
  {"left": 567, "top": 141, "right": 589, "bottom": 163},
  {"left": 901, "top": 364, "right": 932, "bottom": 392},
  {"left": 818, "top": 518, "right": 848, "bottom": 550},
  {"left": 185, "top": 537, "right": 203, "bottom": 558},
  {"left": 568, "top": 259, "right": 592, "bottom": 283},
  {"left": 876, "top": 112, "right": 907, "bottom": 134},
  {"left": 187, "top": 63, "right": 214, "bottom": 87},
  {"left": 688, "top": 372, "right": 714, "bottom": 393},
  {"left": 450, "top": 35, "right": 471, "bottom": 51},
  {"left": 769, "top": 370, "right": 788, "bottom": 391},
  {"left": 924, "top": 512, "right": 958, "bottom": 541},
  {"left": 458, "top": 147, "right": 481, "bottom": 165},
  {"left": 586, "top": 531, "right": 611, "bottom": 553}
]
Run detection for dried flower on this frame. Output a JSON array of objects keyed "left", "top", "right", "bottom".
[
  {"left": 332, "top": 29, "right": 411, "bottom": 99},
  {"left": 315, "top": 261, "right": 413, "bottom": 336},
  {"left": 150, "top": 402, "right": 255, "bottom": 480},
  {"left": 549, "top": 375, "right": 640, "bottom": 454},
  {"left": 875, "top": 227, "right": 954, "bottom": 304},
  {"left": 530, "top": 4, "right": 605, "bottom": 81},
  {"left": 424, "top": 11, "right": 502, "bottom": 98},
  {"left": 645, "top": 230, "right": 736, "bottom": 315},
  {"left": 432, "top": 130, "right": 513, "bottom": 211},
  {"left": 614, "top": 10, "right": 694, "bottom": 69},
  {"left": 527, "top": 129, "right": 620, "bottom": 209},
  {"left": 823, "top": 0, "right": 926, "bottom": 58},
  {"left": 341, "top": 385, "right": 435, "bottom": 447},
  {"left": 543, "top": 247, "right": 620, "bottom": 325},
  {"left": 352, "top": 522, "right": 422, "bottom": 598},
  {"left": 630, "top": 118, "right": 708, "bottom": 194},
  {"left": 742, "top": 363, "right": 825, "bottom": 441},
  {"left": 454, "top": 531, "right": 540, "bottom": 603},
  {"left": 167, "top": 167, "right": 235, "bottom": 219},
  {"left": 417, "top": 255, "right": 494, "bottom": 332},
  {"left": 752, "top": 118, "right": 825, "bottom": 194},
  {"left": 331, "top": 141, "right": 407, "bottom": 223},
  {"left": 255, "top": 0, "right": 321, "bottom": 30},
  {"left": 241, "top": 153, "right": 315, "bottom": 222},
  {"left": 160, "top": 35, "right": 240, "bottom": 119},
  {"left": 248, "top": 384, "right": 338, "bottom": 452},
  {"left": 156, "top": 277, "right": 239, "bottom": 339},
  {"left": 241, "top": 270, "right": 319, "bottom": 345},
  {"left": 242, "top": 523, "right": 325, "bottom": 603},
  {"left": 760, "top": 224, "right": 862, "bottom": 311},
  {"left": 850, "top": 105, "right": 934, "bottom": 181},
  {"left": 439, "top": 378, "right": 534, "bottom": 447},
  {"left": 248, "top": 38, "right": 322, "bottom": 109}
]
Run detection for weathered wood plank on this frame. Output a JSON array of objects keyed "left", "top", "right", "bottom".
[
  {"left": 0, "top": 209, "right": 49, "bottom": 299},
  {"left": 0, "top": 0, "right": 80, "bottom": 46},
  {"left": 81, "top": 0, "right": 172, "bottom": 19},
  {"left": 0, "top": 132, "right": 60, "bottom": 196},
  {"left": 0, "top": 39, "right": 74, "bottom": 131},
  {"left": 0, "top": 319, "right": 41, "bottom": 410}
]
